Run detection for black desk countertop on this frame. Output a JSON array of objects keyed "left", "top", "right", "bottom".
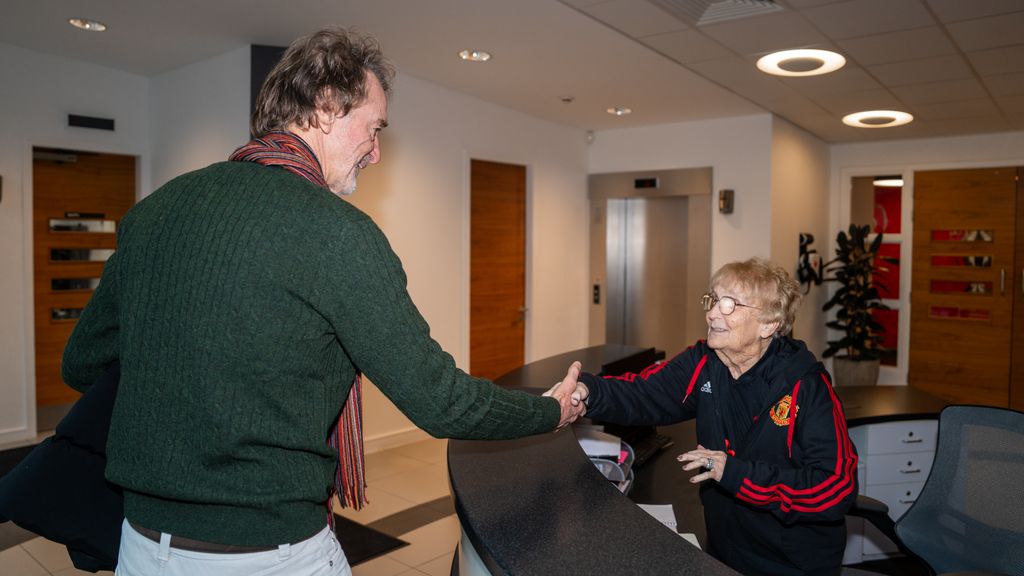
[{"left": 448, "top": 345, "right": 948, "bottom": 576}]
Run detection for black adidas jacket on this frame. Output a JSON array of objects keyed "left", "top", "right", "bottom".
[{"left": 581, "top": 338, "right": 858, "bottom": 576}]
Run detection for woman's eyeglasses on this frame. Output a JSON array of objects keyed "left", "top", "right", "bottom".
[{"left": 701, "top": 292, "right": 760, "bottom": 316}]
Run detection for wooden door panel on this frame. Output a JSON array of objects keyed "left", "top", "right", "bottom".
[
  {"left": 33, "top": 149, "right": 135, "bottom": 406},
  {"left": 470, "top": 159, "right": 526, "bottom": 381},
  {"left": 910, "top": 167, "right": 1016, "bottom": 406},
  {"left": 1014, "top": 168, "right": 1024, "bottom": 411}
]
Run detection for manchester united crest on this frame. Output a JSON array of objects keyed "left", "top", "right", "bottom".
[{"left": 769, "top": 395, "right": 799, "bottom": 426}]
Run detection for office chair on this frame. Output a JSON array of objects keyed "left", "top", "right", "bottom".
[{"left": 847, "top": 405, "right": 1024, "bottom": 575}]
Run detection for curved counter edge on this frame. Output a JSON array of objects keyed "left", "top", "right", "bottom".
[{"left": 448, "top": 346, "right": 949, "bottom": 576}]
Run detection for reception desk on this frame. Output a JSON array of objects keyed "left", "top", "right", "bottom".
[{"left": 448, "top": 345, "right": 948, "bottom": 575}]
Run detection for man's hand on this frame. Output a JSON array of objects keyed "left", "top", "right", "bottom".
[{"left": 542, "top": 361, "right": 586, "bottom": 430}]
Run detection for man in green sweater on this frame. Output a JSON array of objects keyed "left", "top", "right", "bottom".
[{"left": 62, "top": 27, "right": 585, "bottom": 576}]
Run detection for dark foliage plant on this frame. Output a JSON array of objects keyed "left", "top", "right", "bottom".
[{"left": 821, "top": 224, "right": 889, "bottom": 361}]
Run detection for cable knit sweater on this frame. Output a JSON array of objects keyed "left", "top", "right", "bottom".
[{"left": 62, "top": 161, "right": 559, "bottom": 546}]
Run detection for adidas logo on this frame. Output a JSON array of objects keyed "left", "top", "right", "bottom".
[{"left": 700, "top": 381, "right": 712, "bottom": 394}]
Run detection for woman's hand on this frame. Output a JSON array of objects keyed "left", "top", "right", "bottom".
[{"left": 678, "top": 444, "right": 726, "bottom": 483}]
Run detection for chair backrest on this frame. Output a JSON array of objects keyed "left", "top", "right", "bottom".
[{"left": 895, "top": 405, "right": 1024, "bottom": 575}]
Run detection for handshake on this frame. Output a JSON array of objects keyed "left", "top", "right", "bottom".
[{"left": 542, "top": 361, "right": 590, "bottom": 430}]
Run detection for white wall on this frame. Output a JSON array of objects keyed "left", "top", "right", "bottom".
[
  {"left": 149, "top": 47, "right": 251, "bottom": 190},
  {"left": 588, "top": 115, "right": 774, "bottom": 274},
  {"left": 770, "top": 118, "right": 830, "bottom": 356},
  {"left": 0, "top": 42, "right": 149, "bottom": 445}
]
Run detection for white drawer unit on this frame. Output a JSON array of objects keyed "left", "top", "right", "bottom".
[
  {"left": 864, "top": 420, "right": 938, "bottom": 455},
  {"left": 844, "top": 419, "right": 938, "bottom": 563},
  {"left": 865, "top": 452, "right": 935, "bottom": 486}
]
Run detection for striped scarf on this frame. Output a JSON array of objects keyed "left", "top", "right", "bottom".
[{"left": 229, "top": 131, "right": 368, "bottom": 511}]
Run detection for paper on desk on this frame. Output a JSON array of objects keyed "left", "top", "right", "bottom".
[
  {"left": 637, "top": 504, "right": 701, "bottom": 549},
  {"left": 575, "top": 426, "right": 621, "bottom": 458}
]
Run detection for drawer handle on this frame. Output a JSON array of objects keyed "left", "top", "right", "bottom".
[
  {"left": 900, "top": 468, "right": 921, "bottom": 474},
  {"left": 901, "top": 438, "right": 923, "bottom": 444},
  {"left": 898, "top": 498, "right": 916, "bottom": 504}
]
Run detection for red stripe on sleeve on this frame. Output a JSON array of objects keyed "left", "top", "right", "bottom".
[{"left": 735, "top": 372, "right": 858, "bottom": 513}]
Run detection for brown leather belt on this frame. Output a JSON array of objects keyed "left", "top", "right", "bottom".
[{"left": 129, "top": 521, "right": 278, "bottom": 554}]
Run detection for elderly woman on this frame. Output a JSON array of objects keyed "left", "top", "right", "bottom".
[{"left": 572, "top": 258, "right": 858, "bottom": 576}]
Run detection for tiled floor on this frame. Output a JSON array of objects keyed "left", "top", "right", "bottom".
[{"left": 0, "top": 438, "right": 459, "bottom": 576}]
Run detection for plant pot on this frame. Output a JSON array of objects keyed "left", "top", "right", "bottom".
[{"left": 831, "top": 357, "right": 879, "bottom": 387}]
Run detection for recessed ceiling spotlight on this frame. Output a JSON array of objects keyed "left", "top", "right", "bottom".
[
  {"left": 606, "top": 107, "right": 632, "bottom": 116},
  {"left": 458, "top": 49, "right": 491, "bottom": 62},
  {"left": 68, "top": 17, "right": 107, "bottom": 32},
  {"left": 842, "top": 110, "right": 914, "bottom": 128},
  {"left": 756, "top": 49, "right": 845, "bottom": 77}
]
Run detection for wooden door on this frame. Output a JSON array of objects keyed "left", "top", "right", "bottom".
[
  {"left": 33, "top": 148, "right": 135, "bottom": 407},
  {"left": 909, "top": 167, "right": 1017, "bottom": 406},
  {"left": 1013, "top": 168, "right": 1024, "bottom": 411},
  {"left": 470, "top": 159, "right": 526, "bottom": 381}
]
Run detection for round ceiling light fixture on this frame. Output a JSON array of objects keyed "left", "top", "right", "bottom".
[
  {"left": 458, "top": 49, "right": 491, "bottom": 62},
  {"left": 842, "top": 110, "right": 914, "bottom": 128},
  {"left": 606, "top": 107, "right": 632, "bottom": 116},
  {"left": 68, "top": 17, "right": 107, "bottom": 32},
  {"left": 756, "top": 49, "right": 845, "bottom": 77}
]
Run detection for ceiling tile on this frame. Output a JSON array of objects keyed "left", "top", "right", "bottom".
[
  {"left": 984, "top": 72, "right": 1024, "bottom": 98},
  {"left": 580, "top": 0, "right": 688, "bottom": 37},
  {"left": 800, "top": 0, "right": 935, "bottom": 40},
  {"left": 891, "top": 78, "right": 988, "bottom": 105},
  {"left": 925, "top": 0, "right": 1024, "bottom": 23},
  {"left": 558, "top": 0, "right": 615, "bottom": 8},
  {"left": 947, "top": 11, "right": 1024, "bottom": 52},
  {"left": 778, "top": 66, "right": 883, "bottom": 97},
  {"left": 699, "top": 11, "right": 829, "bottom": 56},
  {"left": 810, "top": 88, "right": 905, "bottom": 115},
  {"left": 868, "top": 54, "right": 973, "bottom": 87},
  {"left": 837, "top": 27, "right": 956, "bottom": 66},
  {"left": 688, "top": 56, "right": 806, "bottom": 105},
  {"left": 967, "top": 46, "right": 1024, "bottom": 76},
  {"left": 901, "top": 116, "right": 1012, "bottom": 137},
  {"left": 784, "top": 0, "right": 847, "bottom": 8},
  {"left": 996, "top": 95, "right": 1024, "bottom": 120},
  {"left": 910, "top": 98, "right": 1002, "bottom": 121},
  {"left": 642, "top": 29, "right": 734, "bottom": 64}
]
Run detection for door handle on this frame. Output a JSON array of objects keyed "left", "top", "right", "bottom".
[{"left": 1001, "top": 268, "right": 1005, "bottom": 294}]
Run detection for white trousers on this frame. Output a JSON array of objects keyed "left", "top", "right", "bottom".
[{"left": 115, "top": 519, "right": 352, "bottom": 576}]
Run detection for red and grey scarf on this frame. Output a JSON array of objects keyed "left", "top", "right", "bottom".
[{"left": 230, "top": 131, "right": 368, "bottom": 511}]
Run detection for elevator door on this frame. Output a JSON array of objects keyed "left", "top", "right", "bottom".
[{"left": 606, "top": 197, "right": 692, "bottom": 354}]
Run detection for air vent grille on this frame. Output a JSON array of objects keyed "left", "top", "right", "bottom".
[{"left": 648, "top": 0, "right": 783, "bottom": 26}]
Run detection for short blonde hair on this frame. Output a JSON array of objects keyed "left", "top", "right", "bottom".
[{"left": 710, "top": 257, "right": 801, "bottom": 337}]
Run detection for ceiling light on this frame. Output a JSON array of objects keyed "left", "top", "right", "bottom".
[
  {"left": 68, "top": 17, "right": 107, "bottom": 32},
  {"left": 458, "top": 49, "right": 491, "bottom": 62},
  {"left": 606, "top": 107, "right": 632, "bottom": 116},
  {"left": 842, "top": 110, "right": 914, "bottom": 128},
  {"left": 873, "top": 176, "right": 904, "bottom": 187},
  {"left": 756, "top": 49, "right": 845, "bottom": 77}
]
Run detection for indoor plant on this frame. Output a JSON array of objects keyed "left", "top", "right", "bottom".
[{"left": 821, "top": 223, "right": 889, "bottom": 386}]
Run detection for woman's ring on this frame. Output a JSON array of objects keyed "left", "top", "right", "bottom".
[{"left": 705, "top": 457, "right": 714, "bottom": 471}]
